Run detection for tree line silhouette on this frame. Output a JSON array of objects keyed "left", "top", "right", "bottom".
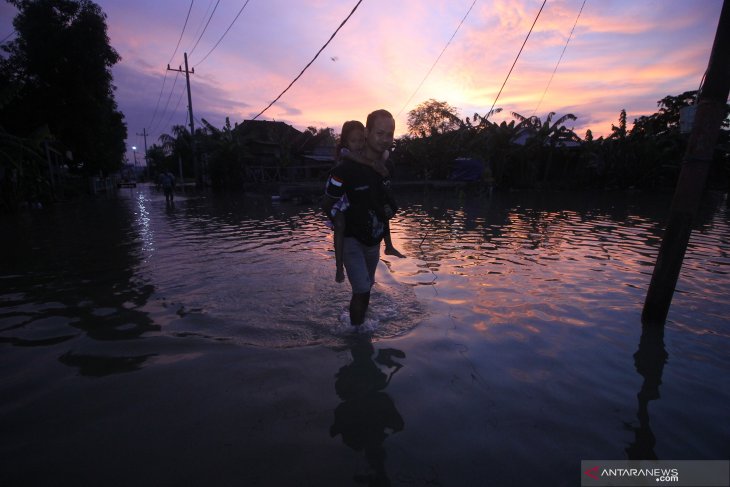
[
  {"left": 394, "top": 96, "right": 729, "bottom": 191},
  {"left": 143, "top": 93, "right": 728, "bottom": 195},
  {"left": 2, "top": 1, "right": 728, "bottom": 212}
]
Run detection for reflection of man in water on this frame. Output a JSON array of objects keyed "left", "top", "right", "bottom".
[
  {"left": 330, "top": 337, "right": 405, "bottom": 486},
  {"left": 626, "top": 325, "right": 668, "bottom": 460}
]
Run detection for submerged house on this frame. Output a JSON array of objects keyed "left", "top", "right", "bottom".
[
  {"left": 232, "top": 120, "right": 302, "bottom": 182},
  {"left": 231, "top": 120, "right": 335, "bottom": 183},
  {"left": 295, "top": 128, "right": 336, "bottom": 180}
]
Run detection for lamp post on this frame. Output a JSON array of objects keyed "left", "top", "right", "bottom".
[{"left": 132, "top": 146, "right": 140, "bottom": 180}]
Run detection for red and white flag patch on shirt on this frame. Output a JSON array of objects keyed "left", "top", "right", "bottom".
[{"left": 328, "top": 175, "right": 343, "bottom": 187}]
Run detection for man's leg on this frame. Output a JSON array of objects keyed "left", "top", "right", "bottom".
[
  {"left": 351, "top": 242, "right": 379, "bottom": 325},
  {"left": 364, "top": 242, "right": 381, "bottom": 289},
  {"left": 349, "top": 292, "right": 370, "bottom": 326},
  {"left": 343, "top": 237, "right": 373, "bottom": 326}
]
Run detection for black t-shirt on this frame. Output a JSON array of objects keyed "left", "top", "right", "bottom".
[{"left": 325, "top": 160, "right": 387, "bottom": 246}]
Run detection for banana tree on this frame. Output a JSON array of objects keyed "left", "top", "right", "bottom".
[
  {"left": 157, "top": 124, "right": 194, "bottom": 179},
  {"left": 510, "top": 111, "right": 580, "bottom": 185},
  {"left": 201, "top": 117, "right": 253, "bottom": 190}
]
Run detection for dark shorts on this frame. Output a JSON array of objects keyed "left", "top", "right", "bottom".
[{"left": 343, "top": 237, "right": 380, "bottom": 293}]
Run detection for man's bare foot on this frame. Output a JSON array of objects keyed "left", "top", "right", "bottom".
[
  {"left": 336, "top": 267, "right": 345, "bottom": 283},
  {"left": 384, "top": 246, "right": 405, "bottom": 258}
]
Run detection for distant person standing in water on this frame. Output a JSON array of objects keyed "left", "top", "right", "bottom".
[
  {"left": 160, "top": 171, "right": 175, "bottom": 205},
  {"left": 323, "top": 109, "right": 399, "bottom": 327}
]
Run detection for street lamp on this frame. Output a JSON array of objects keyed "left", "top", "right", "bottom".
[{"left": 132, "top": 146, "right": 138, "bottom": 166}]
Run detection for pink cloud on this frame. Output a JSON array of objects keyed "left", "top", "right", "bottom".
[{"left": 79, "top": 0, "right": 722, "bottom": 151}]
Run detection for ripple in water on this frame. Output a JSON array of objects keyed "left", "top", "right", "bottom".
[
  {"left": 2, "top": 187, "right": 728, "bottom": 351},
  {"left": 133, "top": 191, "right": 426, "bottom": 347}
]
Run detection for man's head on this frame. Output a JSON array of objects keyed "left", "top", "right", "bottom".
[{"left": 365, "top": 109, "right": 395, "bottom": 159}]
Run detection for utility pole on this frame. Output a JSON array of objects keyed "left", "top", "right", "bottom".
[
  {"left": 167, "top": 52, "right": 200, "bottom": 187},
  {"left": 642, "top": 0, "right": 730, "bottom": 325},
  {"left": 136, "top": 128, "right": 149, "bottom": 178}
]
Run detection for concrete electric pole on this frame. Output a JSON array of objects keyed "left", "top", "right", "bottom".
[{"left": 167, "top": 52, "right": 200, "bottom": 187}]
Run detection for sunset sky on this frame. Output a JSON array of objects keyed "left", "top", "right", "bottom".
[{"left": 1, "top": 0, "right": 725, "bottom": 164}]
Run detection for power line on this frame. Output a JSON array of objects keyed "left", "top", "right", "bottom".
[
  {"left": 150, "top": 71, "right": 181, "bottom": 135},
  {"left": 147, "top": 70, "right": 170, "bottom": 130},
  {"left": 168, "top": 0, "right": 195, "bottom": 64},
  {"left": 189, "top": 0, "right": 221, "bottom": 56},
  {"left": 159, "top": 86, "right": 187, "bottom": 138},
  {"left": 150, "top": 72, "right": 181, "bottom": 134},
  {"left": 486, "top": 0, "right": 547, "bottom": 118},
  {"left": 193, "top": 0, "right": 252, "bottom": 67},
  {"left": 533, "top": 0, "right": 586, "bottom": 116},
  {"left": 251, "top": 0, "right": 364, "bottom": 121},
  {"left": 396, "top": 0, "right": 479, "bottom": 118},
  {"left": 189, "top": 0, "right": 216, "bottom": 47},
  {"left": 1, "top": 30, "right": 16, "bottom": 44},
  {"left": 147, "top": 1, "right": 196, "bottom": 132}
]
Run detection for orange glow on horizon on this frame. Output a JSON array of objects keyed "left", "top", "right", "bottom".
[{"left": 64, "top": 0, "right": 722, "bottom": 153}]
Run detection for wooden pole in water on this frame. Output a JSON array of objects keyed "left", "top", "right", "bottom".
[{"left": 642, "top": 0, "right": 730, "bottom": 326}]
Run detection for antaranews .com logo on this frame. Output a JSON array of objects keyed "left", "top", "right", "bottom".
[{"left": 580, "top": 460, "right": 729, "bottom": 486}]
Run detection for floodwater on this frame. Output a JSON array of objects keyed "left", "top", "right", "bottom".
[{"left": 1, "top": 185, "right": 728, "bottom": 486}]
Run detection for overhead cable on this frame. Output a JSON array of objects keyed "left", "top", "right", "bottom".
[
  {"left": 396, "top": 0, "right": 479, "bottom": 118},
  {"left": 150, "top": 72, "right": 181, "bottom": 135},
  {"left": 193, "top": 0, "right": 252, "bottom": 67},
  {"left": 162, "top": 88, "right": 188, "bottom": 134},
  {"left": 147, "top": 70, "right": 169, "bottom": 130},
  {"left": 148, "top": 1, "right": 195, "bottom": 131},
  {"left": 533, "top": 0, "right": 586, "bottom": 116},
  {"left": 168, "top": 0, "right": 195, "bottom": 64},
  {"left": 251, "top": 0, "right": 364, "bottom": 121},
  {"left": 486, "top": 0, "right": 547, "bottom": 119},
  {"left": 189, "top": 0, "right": 221, "bottom": 56},
  {"left": 151, "top": 86, "right": 187, "bottom": 142},
  {"left": 189, "top": 0, "right": 216, "bottom": 47},
  {"left": 1, "top": 30, "right": 16, "bottom": 43}
]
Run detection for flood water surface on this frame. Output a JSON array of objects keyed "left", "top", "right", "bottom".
[{"left": 1, "top": 185, "right": 728, "bottom": 486}]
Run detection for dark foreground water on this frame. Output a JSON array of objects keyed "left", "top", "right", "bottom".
[{"left": 1, "top": 185, "right": 728, "bottom": 486}]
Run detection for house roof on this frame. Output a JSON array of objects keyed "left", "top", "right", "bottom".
[{"left": 233, "top": 120, "right": 303, "bottom": 143}]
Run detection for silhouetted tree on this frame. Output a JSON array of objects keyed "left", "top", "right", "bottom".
[
  {"left": 0, "top": 0, "right": 126, "bottom": 176},
  {"left": 630, "top": 91, "right": 702, "bottom": 137},
  {"left": 407, "top": 99, "right": 462, "bottom": 137},
  {"left": 155, "top": 124, "right": 194, "bottom": 179},
  {"left": 610, "top": 109, "right": 628, "bottom": 140},
  {"left": 203, "top": 117, "right": 253, "bottom": 190}
]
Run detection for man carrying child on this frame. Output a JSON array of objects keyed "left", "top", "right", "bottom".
[{"left": 323, "top": 109, "right": 403, "bottom": 327}]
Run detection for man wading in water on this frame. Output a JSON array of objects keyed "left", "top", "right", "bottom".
[{"left": 323, "top": 109, "right": 396, "bottom": 327}]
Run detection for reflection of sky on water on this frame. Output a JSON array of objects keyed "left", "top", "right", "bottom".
[
  {"left": 389, "top": 192, "right": 728, "bottom": 337},
  {"left": 1, "top": 186, "right": 728, "bottom": 485},
  {"left": 2, "top": 187, "right": 728, "bottom": 350}
]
